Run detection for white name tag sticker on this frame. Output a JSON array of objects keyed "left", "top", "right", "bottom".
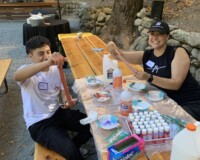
[
  {"left": 146, "top": 60, "right": 155, "bottom": 68},
  {"left": 38, "top": 82, "right": 48, "bottom": 90}
]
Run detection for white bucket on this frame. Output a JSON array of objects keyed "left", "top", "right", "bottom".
[{"left": 170, "top": 122, "right": 200, "bottom": 160}]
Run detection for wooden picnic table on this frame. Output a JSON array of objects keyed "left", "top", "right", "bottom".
[
  {"left": 59, "top": 33, "right": 143, "bottom": 79},
  {"left": 59, "top": 33, "right": 191, "bottom": 160},
  {"left": 0, "top": 59, "right": 12, "bottom": 94}
]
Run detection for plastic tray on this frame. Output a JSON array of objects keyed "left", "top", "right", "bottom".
[{"left": 126, "top": 120, "right": 171, "bottom": 145}]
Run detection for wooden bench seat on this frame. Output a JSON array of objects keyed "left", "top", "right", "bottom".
[
  {"left": 0, "top": 2, "right": 57, "bottom": 20},
  {"left": 0, "top": 59, "right": 12, "bottom": 94},
  {"left": 34, "top": 143, "right": 66, "bottom": 160}
]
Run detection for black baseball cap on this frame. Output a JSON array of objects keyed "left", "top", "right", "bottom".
[{"left": 148, "top": 21, "right": 170, "bottom": 34}]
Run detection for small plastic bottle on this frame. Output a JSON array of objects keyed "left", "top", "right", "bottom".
[
  {"left": 158, "top": 126, "right": 164, "bottom": 143},
  {"left": 153, "top": 127, "right": 159, "bottom": 144},
  {"left": 147, "top": 128, "right": 153, "bottom": 144},
  {"left": 113, "top": 67, "right": 122, "bottom": 91},
  {"left": 135, "top": 128, "right": 141, "bottom": 137},
  {"left": 103, "top": 54, "right": 118, "bottom": 83},
  {"left": 141, "top": 129, "right": 147, "bottom": 141},
  {"left": 164, "top": 125, "right": 170, "bottom": 142},
  {"left": 128, "top": 113, "right": 134, "bottom": 122},
  {"left": 120, "top": 88, "right": 132, "bottom": 116}
]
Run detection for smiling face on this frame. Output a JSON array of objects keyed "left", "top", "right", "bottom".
[
  {"left": 29, "top": 44, "right": 52, "bottom": 71},
  {"left": 148, "top": 31, "right": 169, "bottom": 50}
]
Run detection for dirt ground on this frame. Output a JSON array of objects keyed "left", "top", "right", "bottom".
[
  {"left": 156, "top": 0, "right": 200, "bottom": 32},
  {"left": 0, "top": 1, "right": 200, "bottom": 159}
]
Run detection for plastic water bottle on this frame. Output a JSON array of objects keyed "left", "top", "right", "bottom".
[
  {"left": 103, "top": 54, "right": 118, "bottom": 84},
  {"left": 170, "top": 122, "right": 200, "bottom": 160},
  {"left": 120, "top": 89, "right": 132, "bottom": 117},
  {"left": 113, "top": 67, "right": 122, "bottom": 91}
]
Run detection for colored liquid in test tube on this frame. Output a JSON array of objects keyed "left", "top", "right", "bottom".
[
  {"left": 153, "top": 127, "right": 158, "bottom": 144},
  {"left": 147, "top": 128, "right": 153, "bottom": 145},
  {"left": 158, "top": 126, "right": 164, "bottom": 143}
]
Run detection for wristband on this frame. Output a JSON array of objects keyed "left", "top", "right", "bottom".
[{"left": 148, "top": 74, "right": 153, "bottom": 83}]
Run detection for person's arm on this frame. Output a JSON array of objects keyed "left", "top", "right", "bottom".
[
  {"left": 107, "top": 41, "right": 144, "bottom": 64},
  {"left": 14, "top": 61, "right": 51, "bottom": 82},
  {"left": 14, "top": 52, "right": 65, "bottom": 82},
  {"left": 135, "top": 47, "right": 190, "bottom": 90}
]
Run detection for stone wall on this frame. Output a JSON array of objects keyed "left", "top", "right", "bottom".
[
  {"left": 60, "top": 0, "right": 113, "bottom": 15},
  {"left": 79, "top": 6, "right": 112, "bottom": 34}
]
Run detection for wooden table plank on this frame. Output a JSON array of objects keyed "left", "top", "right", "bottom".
[
  {"left": 149, "top": 151, "right": 171, "bottom": 160},
  {"left": 0, "top": 59, "right": 12, "bottom": 87},
  {"left": 61, "top": 38, "right": 96, "bottom": 79},
  {"left": 76, "top": 37, "right": 103, "bottom": 75},
  {"left": 86, "top": 35, "right": 143, "bottom": 75}
]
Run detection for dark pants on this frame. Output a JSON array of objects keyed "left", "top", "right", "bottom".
[
  {"left": 181, "top": 100, "right": 200, "bottom": 121},
  {"left": 29, "top": 107, "right": 92, "bottom": 160}
]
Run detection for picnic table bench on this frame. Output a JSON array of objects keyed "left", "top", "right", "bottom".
[
  {"left": 34, "top": 143, "right": 65, "bottom": 160},
  {"left": 0, "top": 59, "right": 12, "bottom": 94},
  {"left": 0, "top": 2, "right": 57, "bottom": 19}
]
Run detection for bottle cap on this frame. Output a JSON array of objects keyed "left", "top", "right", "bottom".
[
  {"left": 147, "top": 128, "right": 153, "bottom": 133},
  {"left": 142, "top": 129, "right": 147, "bottom": 134},
  {"left": 140, "top": 125, "right": 145, "bottom": 129},
  {"left": 186, "top": 123, "right": 196, "bottom": 131},
  {"left": 164, "top": 125, "right": 170, "bottom": 132},
  {"left": 158, "top": 126, "right": 164, "bottom": 132},
  {"left": 153, "top": 127, "right": 158, "bottom": 132},
  {"left": 135, "top": 128, "right": 141, "bottom": 134}
]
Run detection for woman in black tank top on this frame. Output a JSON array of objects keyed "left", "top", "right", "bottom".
[{"left": 108, "top": 20, "right": 200, "bottom": 121}]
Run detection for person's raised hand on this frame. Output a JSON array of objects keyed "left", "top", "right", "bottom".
[
  {"left": 107, "top": 41, "right": 121, "bottom": 60},
  {"left": 48, "top": 52, "right": 66, "bottom": 67},
  {"left": 134, "top": 70, "right": 149, "bottom": 81},
  {"left": 61, "top": 98, "right": 78, "bottom": 109}
]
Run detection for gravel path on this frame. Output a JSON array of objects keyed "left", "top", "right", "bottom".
[{"left": 0, "top": 17, "right": 97, "bottom": 160}]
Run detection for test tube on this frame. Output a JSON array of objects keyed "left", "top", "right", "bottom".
[
  {"left": 158, "top": 126, "right": 164, "bottom": 143},
  {"left": 140, "top": 118, "right": 145, "bottom": 123},
  {"left": 139, "top": 125, "right": 145, "bottom": 130},
  {"left": 147, "top": 128, "right": 153, "bottom": 144},
  {"left": 153, "top": 110, "right": 158, "bottom": 114},
  {"left": 144, "top": 111, "right": 148, "bottom": 115},
  {"left": 145, "top": 124, "right": 151, "bottom": 129},
  {"left": 133, "top": 112, "right": 138, "bottom": 117},
  {"left": 153, "top": 127, "right": 159, "bottom": 144},
  {"left": 141, "top": 129, "right": 147, "bottom": 141},
  {"left": 139, "top": 112, "right": 143, "bottom": 116},
  {"left": 135, "top": 128, "right": 141, "bottom": 137},
  {"left": 164, "top": 125, "right": 170, "bottom": 142},
  {"left": 129, "top": 114, "right": 135, "bottom": 122},
  {"left": 138, "top": 121, "right": 143, "bottom": 126},
  {"left": 132, "top": 121, "right": 137, "bottom": 126},
  {"left": 143, "top": 121, "right": 148, "bottom": 126},
  {"left": 149, "top": 120, "right": 154, "bottom": 125}
]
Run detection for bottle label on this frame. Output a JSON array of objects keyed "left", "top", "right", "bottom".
[
  {"left": 107, "top": 68, "right": 114, "bottom": 79},
  {"left": 120, "top": 100, "right": 132, "bottom": 116},
  {"left": 113, "top": 76, "right": 122, "bottom": 89}
]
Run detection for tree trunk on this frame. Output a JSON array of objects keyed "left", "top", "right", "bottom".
[{"left": 100, "top": 0, "right": 143, "bottom": 49}]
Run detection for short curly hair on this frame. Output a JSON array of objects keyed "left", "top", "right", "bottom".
[{"left": 26, "top": 36, "right": 51, "bottom": 54}]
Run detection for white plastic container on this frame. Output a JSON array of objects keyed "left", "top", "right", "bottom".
[
  {"left": 113, "top": 67, "right": 122, "bottom": 90},
  {"left": 170, "top": 122, "right": 200, "bottom": 160},
  {"left": 103, "top": 54, "right": 118, "bottom": 83},
  {"left": 120, "top": 89, "right": 132, "bottom": 116}
]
